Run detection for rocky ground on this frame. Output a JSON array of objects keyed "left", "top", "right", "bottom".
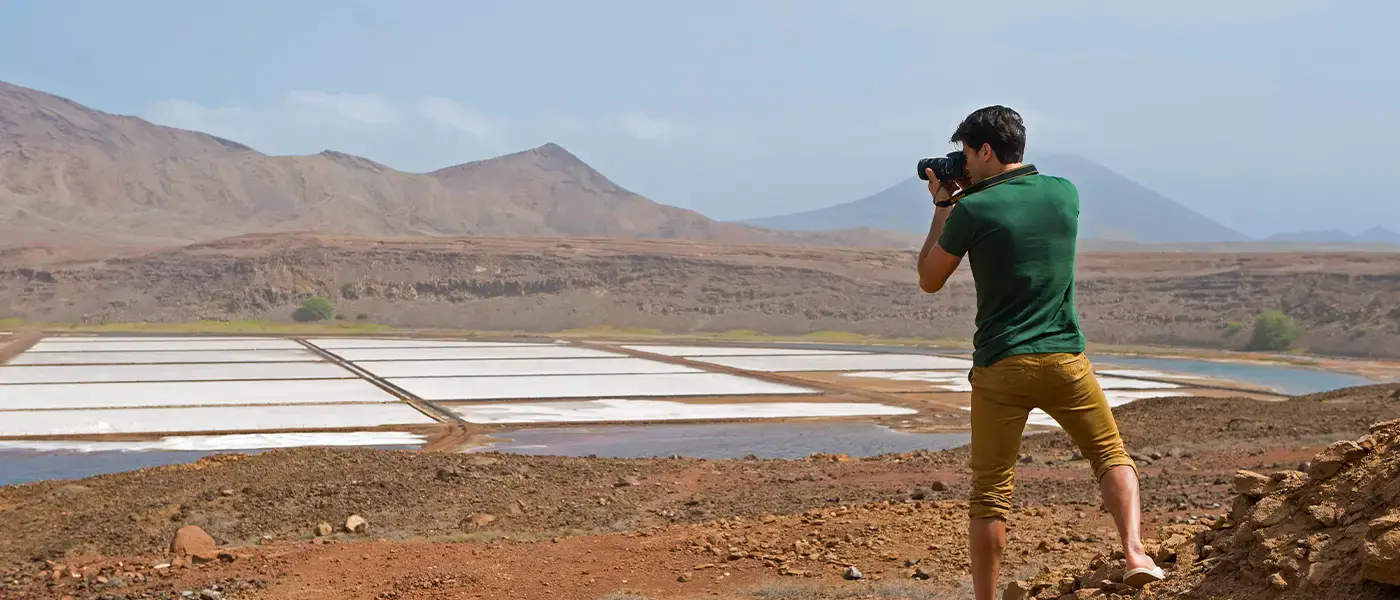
[
  {"left": 1, "top": 384, "right": 1397, "bottom": 600},
  {"left": 2, "top": 234, "right": 1398, "bottom": 359}
]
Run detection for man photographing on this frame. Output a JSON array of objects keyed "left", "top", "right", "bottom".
[{"left": 916, "top": 106, "right": 1164, "bottom": 599}]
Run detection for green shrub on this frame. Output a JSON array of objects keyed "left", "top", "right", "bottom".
[
  {"left": 1248, "top": 310, "right": 1300, "bottom": 351},
  {"left": 355, "top": 313, "right": 369, "bottom": 321},
  {"left": 292, "top": 296, "right": 335, "bottom": 323},
  {"left": 1224, "top": 321, "right": 1245, "bottom": 336}
]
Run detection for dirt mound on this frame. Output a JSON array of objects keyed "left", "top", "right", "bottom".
[{"left": 1020, "top": 418, "right": 1400, "bottom": 599}]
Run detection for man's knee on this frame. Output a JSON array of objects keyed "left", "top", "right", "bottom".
[
  {"left": 968, "top": 470, "right": 1015, "bottom": 520},
  {"left": 1091, "top": 450, "right": 1137, "bottom": 482}
]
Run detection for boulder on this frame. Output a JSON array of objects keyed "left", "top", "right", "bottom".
[
  {"left": 169, "top": 526, "right": 216, "bottom": 557},
  {"left": 1232, "top": 470, "right": 1273, "bottom": 498},
  {"left": 1003, "top": 579, "right": 1029, "bottom": 600},
  {"left": 1363, "top": 512, "right": 1400, "bottom": 586},
  {"left": 1307, "top": 440, "right": 1369, "bottom": 479},
  {"left": 345, "top": 515, "right": 368, "bottom": 534},
  {"left": 313, "top": 522, "right": 333, "bottom": 537}
]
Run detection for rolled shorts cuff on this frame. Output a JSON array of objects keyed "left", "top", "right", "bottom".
[
  {"left": 969, "top": 501, "right": 1011, "bottom": 521},
  {"left": 1093, "top": 456, "right": 1138, "bottom": 483}
]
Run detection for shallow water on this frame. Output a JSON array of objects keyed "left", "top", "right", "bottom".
[
  {"left": 1087, "top": 355, "right": 1373, "bottom": 395},
  {"left": 0, "top": 444, "right": 421, "bottom": 487},
  {"left": 474, "top": 422, "right": 971, "bottom": 459}
]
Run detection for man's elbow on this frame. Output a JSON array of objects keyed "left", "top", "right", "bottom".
[{"left": 918, "top": 276, "right": 945, "bottom": 294}]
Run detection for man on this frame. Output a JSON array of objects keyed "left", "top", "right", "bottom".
[{"left": 916, "top": 106, "right": 1163, "bottom": 599}]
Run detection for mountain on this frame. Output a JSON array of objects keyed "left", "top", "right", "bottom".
[
  {"left": 742, "top": 154, "right": 1250, "bottom": 244},
  {"left": 0, "top": 81, "right": 908, "bottom": 249},
  {"left": 1268, "top": 227, "right": 1400, "bottom": 245}
]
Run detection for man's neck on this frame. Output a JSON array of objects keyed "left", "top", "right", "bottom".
[
  {"left": 972, "top": 162, "right": 1023, "bottom": 184},
  {"left": 991, "top": 162, "right": 1023, "bottom": 177}
]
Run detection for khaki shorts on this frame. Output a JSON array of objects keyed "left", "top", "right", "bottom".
[{"left": 967, "top": 352, "right": 1136, "bottom": 520}]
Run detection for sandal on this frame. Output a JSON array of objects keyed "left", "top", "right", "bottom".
[{"left": 1124, "top": 566, "right": 1166, "bottom": 588}]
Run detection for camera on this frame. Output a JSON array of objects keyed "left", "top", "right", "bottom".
[{"left": 917, "top": 151, "right": 967, "bottom": 182}]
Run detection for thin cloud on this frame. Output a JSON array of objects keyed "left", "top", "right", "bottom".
[{"left": 416, "top": 97, "right": 499, "bottom": 138}]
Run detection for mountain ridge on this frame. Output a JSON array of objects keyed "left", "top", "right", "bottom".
[
  {"left": 0, "top": 81, "right": 910, "bottom": 249},
  {"left": 742, "top": 154, "right": 1252, "bottom": 244}
]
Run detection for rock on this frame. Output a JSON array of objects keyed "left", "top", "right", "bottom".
[
  {"left": 677, "top": 573, "right": 691, "bottom": 583},
  {"left": 345, "top": 515, "right": 368, "bottom": 533},
  {"left": 930, "top": 480, "right": 948, "bottom": 492},
  {"left": 1058, "top": 577, "right": 1077, "bottom": 595},
  {"left": 1307, "top": 503, "right": 1341, "bottom": 527},
  {"left": 1004, "top": 580, "right": 1030, "bottom": 600},
  {"left": 1019, "top": 454, "right": 1034, "bottom": 464},
  {"left": 313, "top": 523, "right": 333, "bottom": 537},
  {"left": 616, "top": 475, "right": 641, "bottom": 487},
  {"left": 911, "top": 566, "right": 932, "bottom": 580},
  {"left": 469, "top": 513, "right": 496, "bottom": 527},
  {"left": 219, "top": 489, "right": 234, "bottom": 497},
  {"left": 1363, "top": 517, "right": 1400, "bottom": 585},
  {"left": 200, "top": 590, "right": 223, "bottom": 600},
  {"left": 1268, "top": 572, "right": 1289, "bottom": 590},
  {"left": 1307, "top": 440, "right": 1369, "bottom": 479},
  {"left": 1307, "top": 560, "right": 1335, "bottom": 586},
  {"left": 1248, "top": 496, "right": 1291, "bottom": 528},
  {"left": 843, "top": 566, "right": 863, "bottom": 580},
  {"left": 169, "top": 526, "right": 216, "bottom": 557},
  {"left": 1232, "top": 470, "right": 1273, "bottom": 498}
]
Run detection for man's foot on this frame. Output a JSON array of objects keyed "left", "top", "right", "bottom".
[
  {"left": 1123, "top": 548, "right": 1162, "bottom": 588},
  {"left": 1124, "top": 565, "right": 1166, "bottom": 588}
]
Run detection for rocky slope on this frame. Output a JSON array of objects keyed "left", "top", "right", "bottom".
[
  {"left": 2, "top": 235, "right": 1397, "bottom": 359},
  {"left": 0, "top": 81, "right": 907, "bottom": 249},
  {"left": 1021, "top": 414, "right": 1400, "bottom": 599}
]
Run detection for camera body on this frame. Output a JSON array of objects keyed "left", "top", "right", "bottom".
[{"left": 917, "top": 151, "right": 967, "bottom": 182}]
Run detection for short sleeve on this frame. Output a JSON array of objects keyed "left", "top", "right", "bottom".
[{"left": 936, "top": 203, "right": 978, "bottom": 257}]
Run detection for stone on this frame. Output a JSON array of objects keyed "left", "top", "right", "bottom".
[
  {"left": 200, "top": 589, "right": 223, "bottom": 600},
  {"left": 169, "top": 526, "right": 216, "bottom": 557},
  {"left": 677, "top": 573, "right": 691, "bottom": 583},
  {"left": 345, "top": 515, "right": 368, "bottom": 533},
  {"left": 1232, "top": 470, "right": 1273, "bottom": 498},
  {"left": 843, "top": 566, "right": 863, "bottom": 580},
  {"left": 1058, "top": 577, "right": 1078, "bottom": 595},
  {"left": 616, "top": 476, "right": 641, "bottom": 487},
  {"left": 1307, "top": 440, "right": 1369, "bottom": 479},
  {"left": 219, "top": 489, "right": 235, "bottom": 497},
  {"left": 1307, "top": 560, "right": 1335, "bottom": 586},
  {"left": 1248, "top": 496, "right": 1291, "bottom": 528},
  {"left": 911, "top": 566, "right": 932, "bottom": 580},
  {"left": 1003, "top": 579, "right": 1030, "bottom": 600},
  {"left": 1268, "top": 572, "right": 1289, "bottom": 591},
  {"left": 930, "top": 480, "right": 948, "bottom": 492},
  {"left": 469, "top": 513, "right": 496, "bottom": 527},
  {"left": 1363, "top": 523, "right": 1400, "bottom": 585},
  {"left": 313, "top": 522, "right": 333, "bottom": 537},
  {"left": 1307, "top": 503, "right": 1340, "bottom": 527}
]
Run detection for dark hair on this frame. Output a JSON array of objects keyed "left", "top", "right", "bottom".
[{"left": 950, "top": 105, "right": 1025, "bottom": 164}]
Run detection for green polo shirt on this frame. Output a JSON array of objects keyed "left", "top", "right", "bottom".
[{"left": 936, "top": 165, "right": 1085, "bottom": 367}]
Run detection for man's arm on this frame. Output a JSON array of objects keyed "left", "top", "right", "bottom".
[
  {"left": 918, "top": 205, "right": 962, "bottom": 293},
  {"left": 916, "top": 169, "right": 965, "bottom": 294}
]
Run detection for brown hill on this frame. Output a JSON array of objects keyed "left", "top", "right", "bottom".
[{"left": 0, "top": 81, "right": 910, "bottom": 249}]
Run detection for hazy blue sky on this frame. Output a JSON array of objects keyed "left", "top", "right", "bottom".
[{"left": 2, "top": 0, "right": 1395, "bottom": 236}]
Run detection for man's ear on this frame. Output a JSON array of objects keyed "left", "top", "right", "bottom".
[{"left": 979, "top": 143, "right": 994, "bottom": 162}]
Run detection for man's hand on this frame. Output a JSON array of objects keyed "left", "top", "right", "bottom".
[{"left": 925, "top": 168, "right": 965, "bottom": 206}]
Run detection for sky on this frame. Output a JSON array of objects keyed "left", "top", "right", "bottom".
[{"left": 1, "top": 0, "right": 1396, "bottom": 237}]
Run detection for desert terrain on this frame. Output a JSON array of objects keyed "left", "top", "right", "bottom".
[
  {"left": 2, "top": 234, "right": 1397, "bottom": 359},
  {"left": 1, "top": 384, "right": 1397, "bottom": 600}
]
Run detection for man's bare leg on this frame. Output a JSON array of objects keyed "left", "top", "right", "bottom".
[
  {"left": 970, "top": 517, "right": 1007, "bottom": 600},
  {"left": 1099, "top": 465, "right": 1156, "bottom": 571}
]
